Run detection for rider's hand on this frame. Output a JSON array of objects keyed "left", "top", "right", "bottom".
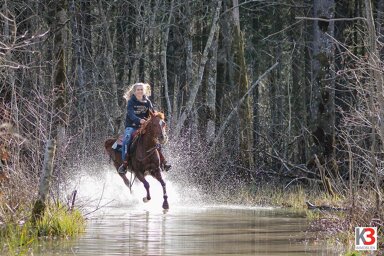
[{"left": 140, "top": 119, "right": 146, "bottom": 124}]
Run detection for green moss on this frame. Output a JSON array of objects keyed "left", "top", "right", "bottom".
[{"left": 315, "top": 52, "right": 330, "bottom": 67}]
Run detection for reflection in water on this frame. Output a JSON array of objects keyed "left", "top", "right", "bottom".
[
  {"left": 32, "top": 169, "right": 340, "bottom": 255},
  {"left": 34, "top": 206, "right": 338, "bottom": 256}
]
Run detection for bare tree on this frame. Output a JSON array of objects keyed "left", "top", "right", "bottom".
[
  {"left": 309, "top": 0, "right": 337, "bottom": 196},
  {"left": 232, "top": 0, "right": 254, "bottom": 169},
  {"left": 364, "top": 0, "right": 383, "bottom": 215},
  {"left": 174, "top": 0, "right": 222, "bottom": 137}
]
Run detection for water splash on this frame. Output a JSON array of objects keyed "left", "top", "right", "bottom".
[
  {"left": 63, "top": 136, "right": 252, "bottom": 217},
  {"left": 64, "top": 163, "right": 208, "bottom": 217}
]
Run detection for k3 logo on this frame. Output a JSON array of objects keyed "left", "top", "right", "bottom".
[{"left": 355, "top": 227, "right": 377, "bottom": 251}]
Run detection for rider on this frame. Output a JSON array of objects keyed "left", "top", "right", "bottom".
[{"left": 118, "top": 82, "right": 171, "bottom": 174}]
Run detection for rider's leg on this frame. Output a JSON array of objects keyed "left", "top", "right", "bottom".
[
  {"left": 158, "top": 148, "right": 171, "bottom": 171},
  {"left": 118, "top": 127, "right": 136, "bottom": 174},
  {"left": 121, "top": 127, "right": 133, "bottom": 161}
]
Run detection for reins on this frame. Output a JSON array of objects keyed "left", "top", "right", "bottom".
[{"left": 136, "top": 144, "right": 162, "bottom": 162}]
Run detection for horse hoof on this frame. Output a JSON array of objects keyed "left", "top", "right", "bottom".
[
  {"left": 162, "top": 201, "right": 169, "bottom": 210},
  {"left": 143, "top": 197, "right": 150, "bottom": 203}
]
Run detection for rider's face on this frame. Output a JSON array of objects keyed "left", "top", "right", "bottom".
[{"left": 135, "top": 85, "right": 144, "bottom": 98}]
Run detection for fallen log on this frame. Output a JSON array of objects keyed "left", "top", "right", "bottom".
[{"left": 306, "top": 201, "right": 347, "bottom": 211}]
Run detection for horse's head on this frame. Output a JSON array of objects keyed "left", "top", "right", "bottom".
[{"left": 143, "top": 111, "right": 168, "bottom": 144}]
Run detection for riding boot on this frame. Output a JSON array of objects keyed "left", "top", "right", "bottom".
[
  {"left": 117, "top": 157, "right": 129, "bottom": 174},
  {"left": 158, "top": 149, "right": 171, "bottom": 171}
]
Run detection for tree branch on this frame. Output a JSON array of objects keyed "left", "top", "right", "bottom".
[
  {"left": 295, "top": 16, "right": 366, "bottom": 22},
  {"left": 209, "top": 62, "right": 279, "bottom": 150},
  {"left": 174, "top": 0, "right": 222, "bottom": 137}
]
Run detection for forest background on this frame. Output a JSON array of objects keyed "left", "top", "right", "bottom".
[{"left": 0, "top": 0, "right": 383, "bottom": 237}]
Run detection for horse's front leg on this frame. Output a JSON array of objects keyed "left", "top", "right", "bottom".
[
  {"left": 136, "top": 173, "right": 151, "bottom": 202},
  {"left": 118, "top": 173, "right": 132, "bottom": 192},
  {"left": 153, "top": 168, "right": 169, "bottom": 210}
]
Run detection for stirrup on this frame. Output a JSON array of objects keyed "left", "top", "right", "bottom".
[{"left": 117, "top": 161, "right": 128, "bottom": 174}]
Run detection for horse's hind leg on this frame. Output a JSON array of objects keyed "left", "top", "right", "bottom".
[
  {"left": 136, "top": 173, "right": 151, "bottom": 202},
  {"left": 153, "top": 168, "right": 169, "bottom": 210}
]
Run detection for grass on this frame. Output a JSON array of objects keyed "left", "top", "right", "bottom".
[
  {"left": 37, "top": 204, "right": 85, "bottom": 237},
  {"left": 234, "top": 183, "right": 345, "bottom": 211},
  {"left": 1, "top": 203, "right": 85, "bottom": 256},
  {"left": 343, "top": 252, "right": 365, "bottom": 256}
]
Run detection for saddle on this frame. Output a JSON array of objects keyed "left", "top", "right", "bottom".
[
  {"left": 111, "top": 131, "right": 141, "bottom": 154},
  {"left": 111, "top": 135, "right": 124, "bottom": 151}
]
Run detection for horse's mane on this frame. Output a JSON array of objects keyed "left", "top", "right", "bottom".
[
  {"left": 153, "top": 111, "right": 165, "bottom": 120},
  {"left": 137, "top": 111, "right": 165, "bottom": 134}
]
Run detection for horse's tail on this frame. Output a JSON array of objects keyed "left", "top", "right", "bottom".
[
  {"left": 104, "top": 139, "right": 115, "bottom": 152},
  {"left": 104, "top": 139, "right": 116, "bottom": 162}
]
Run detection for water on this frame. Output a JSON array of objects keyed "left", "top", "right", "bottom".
[{"left": 32, "top": 168, "right": 340, "bottom": 255}]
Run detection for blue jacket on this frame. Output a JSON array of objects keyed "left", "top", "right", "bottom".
[{"left": 125, "top": 95, "right": 154, "bottom": 128}]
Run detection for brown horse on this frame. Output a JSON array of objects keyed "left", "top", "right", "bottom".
[{"left": 104, "top": 111, "right": 169, "bottom": 210}]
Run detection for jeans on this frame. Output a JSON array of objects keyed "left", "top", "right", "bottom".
[{"left": 121, "top": 127, "right": 138, "bottom": 161}]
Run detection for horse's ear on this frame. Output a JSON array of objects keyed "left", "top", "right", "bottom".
[{"left": 149, "top": 110, "right": 155, "bottom": 117}]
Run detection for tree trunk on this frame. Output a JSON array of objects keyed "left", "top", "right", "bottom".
[
  {"left": 211, "top": 62, "right": 279, "bottom": 150},
  {"left": 309, "top": 0, "right": 337, "bottom": 196},
  {"left": 161, "top": 0, "right": 174, "bottom": 126},
  {"left": 70, "top": 0, "right": 88, "bottom": 154},
  {"left": 48, "top": 0, "right": 69, "bottom": 143},
  {"left": 98, "top": 0, "right": 122, "bottom": 135},
  {"left": 183, "top": 1, "right": 193, "bottom": 127},
  {"left": 377, "top": 0, "right": 384, "bottom": 79},
  {"left": 127, "top": 3, "right": 137, "bottom": 84},
  {"left": 115, "top": 3, "right": 128, "bottom": 92},
  {"left": 364, "top": 0, "right": 383, "bottom": 215},
  {"left": 32, "top": 140, "right": 56, "bottom": 223},
  {"left": 174, "top": 0, "right": 222, "bottom": 137},
  {"left": 206, "top": 28, "right": 219, "bottom": 142},
  {"left": 291, "top": 4, "right": 306, "bottom": 164},
  {"left": 232, "top": 0, "right": 254, "bottom": 168}
]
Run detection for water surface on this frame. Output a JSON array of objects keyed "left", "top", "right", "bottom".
[
  {"left": 34, "top": 205, "right": 337, "bottom": 255},
  {"left": 32, "top": 170, "right": 339, "bottom": 255}
]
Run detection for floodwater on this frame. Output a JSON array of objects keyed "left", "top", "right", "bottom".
[{"left": 32, "top": 170, "right": 341, "bottom": 255}]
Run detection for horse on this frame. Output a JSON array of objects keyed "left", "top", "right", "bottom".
[{"left": 104, "top": 111, "right": 169, "bottom": 210}]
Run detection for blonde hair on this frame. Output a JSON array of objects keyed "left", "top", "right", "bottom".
[{"left": 123, "top": 82, "right": 152, "bottom": 102}]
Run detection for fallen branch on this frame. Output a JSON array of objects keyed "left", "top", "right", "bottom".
[
  {"left": 306, "top": 201, "right": 347, "bottom": 211},
  {"left": 295, "top": 16, "right": 366, "bottom": 22}
]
